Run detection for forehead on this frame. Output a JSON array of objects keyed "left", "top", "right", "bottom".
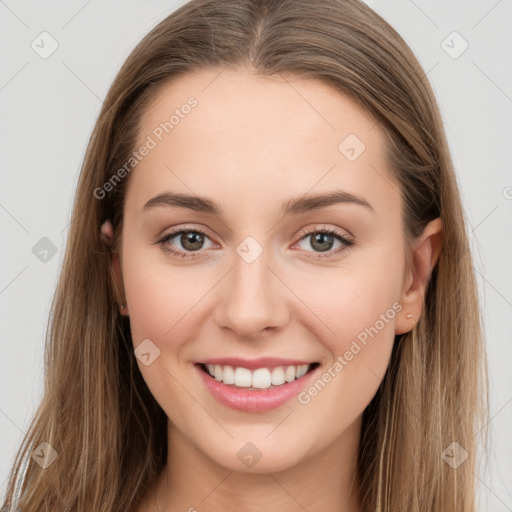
[
  {"left": 126, "top": 66, "right": 398, "bottom": 219},
  {"left": 138, "top": 66, "right": 380, "bottom": 145}
]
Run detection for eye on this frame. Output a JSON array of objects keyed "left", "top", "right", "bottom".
[
  {"left": 294, "top": 226, "right": 354, "bottom": 258},
  {"left": 156, "top": 225, "right": 354, "bottom": 260},
  {"left": 157, "top": 227, "right": 215, "bottom": 259}
]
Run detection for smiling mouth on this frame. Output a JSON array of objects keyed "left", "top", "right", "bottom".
[{"left": 197, "top": 362, "right": 320, "bottom": 390}]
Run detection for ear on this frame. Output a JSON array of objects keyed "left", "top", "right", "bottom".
[
  {"left": 100, "top": 219, "right": 128, "bottom": 315},
  {"left": 395, "top": 217, "right": 443, "bottom": 335}
]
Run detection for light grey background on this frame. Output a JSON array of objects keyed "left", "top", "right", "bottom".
[{"left": 1, "top": 1, "right": 511, "bottom": 509}]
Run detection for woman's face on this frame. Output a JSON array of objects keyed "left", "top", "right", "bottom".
[{"left": 114, "top": 66, "right": 426, "bottom": 473}]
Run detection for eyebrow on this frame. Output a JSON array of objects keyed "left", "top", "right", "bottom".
[{"left": 142, "top": 189, "right": 375, "bottom": 216}]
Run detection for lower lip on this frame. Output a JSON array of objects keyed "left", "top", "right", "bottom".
[{"left": 195, "top": 364, "right": 319, "bottom": 413}]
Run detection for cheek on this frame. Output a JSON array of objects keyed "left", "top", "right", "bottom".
[
  {"left": 121, "top": 254, "right": 211, "bottom": 416},
  {"left": 122, "top": 246, "right": 210, "bottom": 346},
  {"left": 287, "top": 259, "right": 402, "bottom": 413},
  {"left": 289, "top": 260, "right": 402, "bottom": 352}
]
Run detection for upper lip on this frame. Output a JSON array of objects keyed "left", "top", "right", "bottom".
[{"left": 196, "top": 357, "right": 317, "bottom": 370}]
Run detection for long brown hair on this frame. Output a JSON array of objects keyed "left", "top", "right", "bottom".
[{"left": 1, "top": 0, "right": 489, "bottom": 510}]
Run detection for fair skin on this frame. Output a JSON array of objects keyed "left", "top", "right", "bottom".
[{"left": 101, "top": 67, "right": 442, "bottom": 511}]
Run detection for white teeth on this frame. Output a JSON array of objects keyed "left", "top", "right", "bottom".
[
  {"left": 271, "top": 367, "right": 285, "bottom": 385},
  {"left": 284, "top": 365, "right": 296, "bottom": 383},
  {"left": 203, "top": 363, "right": 313, "bottom": 389},
  {"left": 222, "top": 365, "right": 235, "bottom": 384},
  {"left": 234, "top": 367, "right": 252, "bottom": 387},
  {"left": 296, "top": 364, "right": 308, "bottom": 378},
  {"left": 252, "top": 368, "right": 272, "bottom": 389}
]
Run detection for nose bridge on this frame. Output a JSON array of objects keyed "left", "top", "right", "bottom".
[{"left": 215, "top": 238, "right": 288, "bottom": 337}]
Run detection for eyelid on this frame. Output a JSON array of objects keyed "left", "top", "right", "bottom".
[
  {"left": 157, "top": 224, "right": 214, "bottom": 243},
  {"left": 295, "top": 224, "right": 353, "bottom": 241}
]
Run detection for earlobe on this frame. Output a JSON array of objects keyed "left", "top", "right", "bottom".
[{"left": 395, "top": 217, "right": 443, "bottom": 335}]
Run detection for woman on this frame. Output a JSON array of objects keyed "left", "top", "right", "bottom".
[{"left": 1, "top": 0, "right": 489, "bottom": 510}]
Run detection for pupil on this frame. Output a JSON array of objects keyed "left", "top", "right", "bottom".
[
  {"left": 183, "top": 232, "right": 203, "bottom": 251},
  {"left": 311, "top": 233, "right": 333, "bottom": 252}
]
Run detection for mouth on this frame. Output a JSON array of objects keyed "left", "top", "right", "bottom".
[
  {"left": 194, "top": 361, "right": 321, "bottom": 412},
  {"left": 197, "top": 362, "right": 320, "bottom": 390}
]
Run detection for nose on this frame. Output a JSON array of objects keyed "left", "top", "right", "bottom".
[{"left": 213, "top": 245, "right": 289, "bottom": 340}]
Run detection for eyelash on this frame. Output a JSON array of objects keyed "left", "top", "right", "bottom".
[{"left": 156, "top": 226, "right": 354, "bottom": 260}]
